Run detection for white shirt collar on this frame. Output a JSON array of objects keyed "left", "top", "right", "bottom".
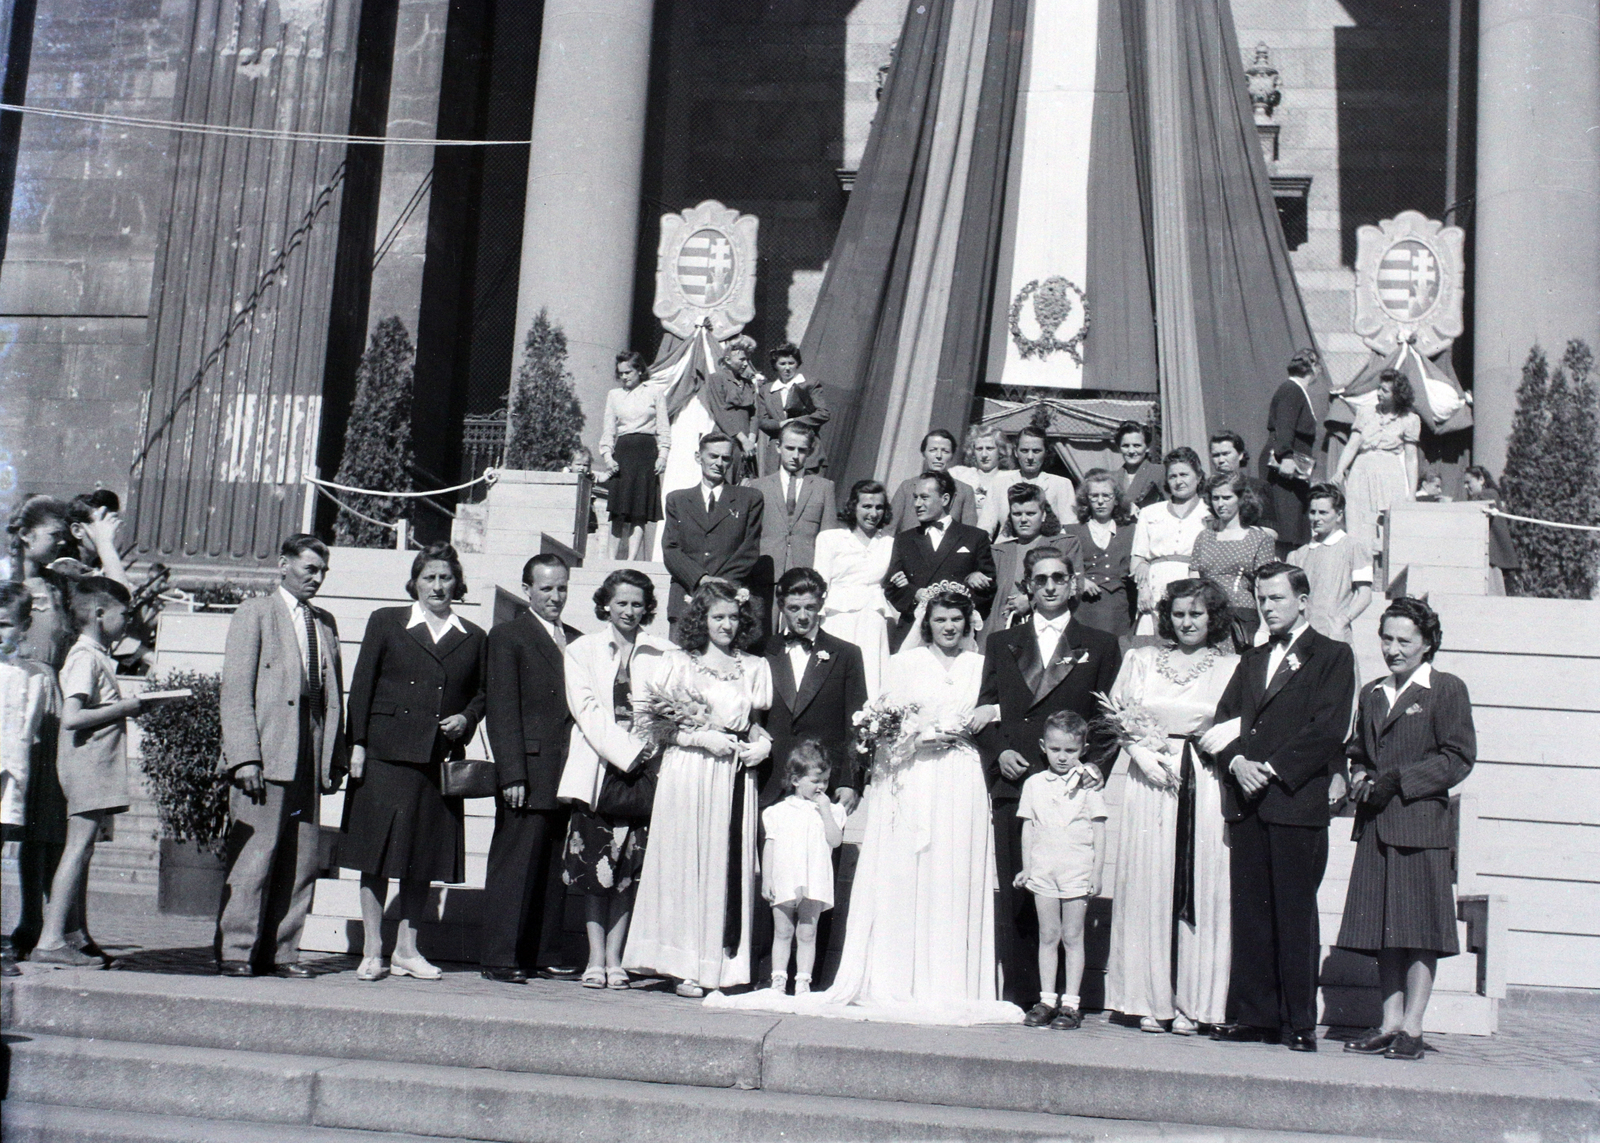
[
  {"left": 1308, "top": 529, "right": 1348, "bottom": 548},
  {"left": 532, "top": 612, "right": 565, "bottom": 645},
  {"left": 408, "top": 602, "right": 466, "bottom": 641},
  {"left": 1381, "top": 661, "right": 1433, "bottom": 704},
  {"left": 702, "top": 479, "right": 724, "bottom": 504},
  {"left": 772, "top": 371, "right": 804, "bottom": 395},
  {"left": 278, "top": 585, "right": 308, "bottom": 614},
  {"left": 925, "top": 513, "right": 951, "bottom": 531}
]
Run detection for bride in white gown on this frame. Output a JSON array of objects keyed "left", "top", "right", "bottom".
[{"left": 708, "top": 583, "right": 1022, "bottom": 1025}]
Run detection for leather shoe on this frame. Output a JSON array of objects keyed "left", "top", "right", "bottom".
[
  {"left": 1384, "top": 1031, "right": 1427, "bottom": 1061},
  {"left": 272, "top": 963, "right": 316, "bottom": 979},
  {"left": 1344, "top": 1029, "right": 1398, "bottom": 1055},
  {"left": 1022, "top": 1002, "right": 1058, "bottom": 1028},
  {"left": 1285, "top": 1029, "right": 1318, "bottom": 1052},
  {"left": 537, "top": 964, "right": 582, "bottom": 981},
  {"left": 1210, "top": 1023, "right": 1272, "bottom": 1043},
  {"left": 217, "top": 961, "right": 255, "bottom": 977},
  {"left": 1049, "top": 1007, "right": 1083, "bottom": 1031},
  {"left": 481, "top": 966, "right": 528, "bottom": 984}
]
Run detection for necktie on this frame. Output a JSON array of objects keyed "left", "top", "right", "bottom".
[
  {"left": 785, "top": 476, "right": 797, "bottom": 517},
  {"left": 301, "top": 604, "right": 321, "bottom": 706},
  {"left": 706, "top": 488, "right": 718, "bottom": 515}
]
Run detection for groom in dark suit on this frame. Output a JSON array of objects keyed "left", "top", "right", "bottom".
[
  {"left": 662, "top": 432, "right": 765, "bottom": 631},
  {"left": 977, "top": 547, "right": 1122, "bottom": 1006},
  {"left": 882, "top": 470, "right": 994, "bottom": 652},
  {"left": 1200, "top": 562, "right": 1355, "bottom": 1050}
]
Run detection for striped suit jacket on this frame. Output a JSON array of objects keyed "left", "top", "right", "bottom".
[{"left": 1349, "top": 668, "right": 1476, "bottom": 848}]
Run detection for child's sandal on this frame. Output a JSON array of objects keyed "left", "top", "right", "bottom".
[{"left": 793, "top": 973, "right": 812, "bottom": 995}]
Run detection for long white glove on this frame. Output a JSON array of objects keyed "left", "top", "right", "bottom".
[
  {"left": 681, "top": 728, "right": 739, "bottom": 756},
  {"left": 738, "top": 736, "right": 771, "bottom": 768},
  {"left": 1198, "top": 718, "right": 1241, "bottom": 757},
  {"left": 1128, "top": 743, "right": 1177, "bottom": 789}
]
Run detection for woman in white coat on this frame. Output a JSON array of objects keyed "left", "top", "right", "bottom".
[{"left": 558, "top": 569, "right": 670, "bottom": 989}]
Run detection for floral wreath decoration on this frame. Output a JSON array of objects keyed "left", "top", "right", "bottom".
[{"left": 1009, "top": 276, "right": 1090, "bottom": 364}]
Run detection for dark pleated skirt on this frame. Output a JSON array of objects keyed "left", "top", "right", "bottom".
[
  {"left": 340, "top": 755, "right": 465, "bottom": 884},
  {"left": 608, "top": 433, "right": 662, "bottom": 524},
  {"left": 1337, "top": 830, "right": 1459, "bottom": 955},
  {"left": 562, "top": 806, "right": 648, "bottom": 897},
  {"left": 1074, "top": 583, "right": 1133, "bottom": 638}
]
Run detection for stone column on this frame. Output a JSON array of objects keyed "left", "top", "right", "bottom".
[
  {"left": 1473, "top": 0, "right": 1600, "bottom": 476},
  {"left": 509, "top": 0, "right": 657, "bottom": 436}
]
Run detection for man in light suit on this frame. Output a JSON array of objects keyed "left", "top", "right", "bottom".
[
  {"left": 480, "top": 554, "right": 585, "bottom": 984},
  {"left": 750, "top": 423, "right": 837, "bottom": 626},
  {"left": 662, "top": 432, "right": 765, "bottom": 628},
  {"left": 1200, "top": 563, "right": 1356, "bottom": 1051},
  {"left": 216, "top": 534, "right": 346, "bottom": 977}
]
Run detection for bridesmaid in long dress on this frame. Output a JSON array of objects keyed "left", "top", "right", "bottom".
[
  {"left": 623, "top": 580, "right": 772, "bottom": 996},
  {"left": 1130, "top": 450, "right": 1210, "bottom": 640},
  {"left": 1103, "top": 578, "right": 1237, "bottom": 1034},
  {"left": 812, "top": 480, "right": 896, "bottom": 698},
  {"left": 1061, "top": 470, "right": 1136, "bottom": 640}
]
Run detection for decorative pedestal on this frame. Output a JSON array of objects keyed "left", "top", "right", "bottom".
[{"left": 452, "top": 470, "right": 592, "bottom": 560}]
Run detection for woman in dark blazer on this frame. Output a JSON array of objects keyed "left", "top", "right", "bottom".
[
  {"left": 1338, "top": 597, "right": 1475, "bottom": 1061},
  {"left": 1061, "top": 469, "right": 1137, "bottom": 639},
  {"left": 342, "top": 542, "right": 487, "bottom": 983}
]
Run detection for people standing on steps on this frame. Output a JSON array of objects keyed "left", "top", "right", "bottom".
[
  {"left": 812, "top": 480, "right": 897, "bottom": 699},
  {"left": 597, "top": 350, "right": 671, "bottom": 561},
  {"left": 1208, "top": 431, "right": 1278, "bottom": 540},
  {"left": 1262, "top": 349, "right": 1321, "bottom": 558},
  {"left": 756, "top": 343, "right": 831, "bottom": 477},
  {"left": 1113, "top": 422, "right": 1166, "bottom": 511},
  {"left": 950, "top": 423, "right": 1014, "bottom": 538},
  {"left": 479, "top": 554, "right": 584, "bottom": 985},
  {"left": 216, "top": 534, "right": 347, "bottom": 978},
  {"left": 1288, "top": 483, "right": 1373, "bottom": 646},
  {"left": 750, "top": 423, "right": 838, "bottom": 626},
  {"left": 1061, "top": 471, "right": 1137, "bottom": 640},
  {"left": 702, "top": 336, "right": 761, "bottom": 483},
  {"left": 1131, "top": 449, "right": 1211, "bottom": 641},
  {"left": 882, "top": 470, "right": 995, "bottom": 652}
]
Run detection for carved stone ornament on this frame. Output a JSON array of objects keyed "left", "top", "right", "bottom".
[
  {"left": 653, "top": 200, "right": 759, "bottom": 341},
  {"left": 1353, "top": 211, "right": 1466, "bottom": 357},
  {"left": 1245, "top": 43, "right": 1281, "bottom": 123}
]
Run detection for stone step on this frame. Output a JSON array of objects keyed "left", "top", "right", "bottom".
[
  {"left": 3, "top": 1033, "right": 1181, "bottom": 1143},
  {"left": 0, "top": 1102, "right": 503, "bottom": 1143},
  {"left": 5, "top": 971, "right": 1595, "bottom": 1143}
]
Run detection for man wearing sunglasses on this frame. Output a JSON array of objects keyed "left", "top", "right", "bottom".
[{"left": 978, "top": 547, "right": 1123, "bottom": 1009}]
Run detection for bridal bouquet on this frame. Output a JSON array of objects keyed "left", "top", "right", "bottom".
[
  {"left": 1094, "top": 691, "right": 1177, "bottom": 788},
  {"left": 633, "top": 680, "right": 712, "bottom": 752},
  {"left": 851, "top": 696, "right": 919, "bottom": 758}
]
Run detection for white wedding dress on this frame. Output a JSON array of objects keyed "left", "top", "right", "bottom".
[{"left": 707, "top": 646, "right": 1021, "bottom": 1025}]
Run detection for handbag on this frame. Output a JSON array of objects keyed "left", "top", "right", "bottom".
[
  {"left": 441, "top": 758, "right": 498, "bottom": 799},
  {"left": 595, "top": 752, "right": 660, "bottom": 822}
]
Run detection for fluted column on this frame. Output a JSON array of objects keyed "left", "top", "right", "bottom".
[
  {"left": 1473, "top": 0, "right": 1600, "bottom": 475},
  {"left": 509, "top": 0, "right": 657, "bottom": 436}
]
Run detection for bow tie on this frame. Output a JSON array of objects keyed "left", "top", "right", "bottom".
[
  {"left": 922, "top": 521, "right": 945, "bottom": 533},
  {"left": 1270, "top": 632, "right": 1296, "bottom": 649},
  {"left": 786, "top": 637, "right": 814, "bottom": 651}
]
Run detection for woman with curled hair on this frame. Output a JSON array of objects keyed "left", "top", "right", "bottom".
[
  {"left": 988, "top": 482, "right": 1075, "bottom": 636},
  {"left": 625, "top": 579, "right": 772, "bottom": 996},
  {"left": 1333, "top": 368, "right": 1421, "bottom": 558},
  {"left": 342, "top": 542, "right": 487, "bottom": 982},
  {"left": 812, "top": 480, "right": 896, "bottom": 698},
  {"left": 712, "top": 580, "right": 1016, "bottom": 1021},
  {"left": 950, "top": 424, "right": 1013, "bottom": 538},
  {"left": 1130, "top": 449, "right": 1210, "bottom": 640},
  {"left": 598, "top": 348, "right": 671, "bottom": 560},
  {"left": 1062, "top": 470, "right": 1137, "bottom": 639},
  {"left": 557, "top": 569, "right": 671, "bottom": 988},
  {"left": 1189, "top": 471, "right": 1276, "bottom": 647},
  {"left": 1103, "top": 578, "right": 1238, "bottom": 1034},
  {"left": 1338, "top": 598, "right": 1475, "bottom": 1061}
]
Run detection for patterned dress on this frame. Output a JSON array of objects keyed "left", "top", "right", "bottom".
[{"left": 1190, "top": 526, "right": 1276, "bottom": 644}]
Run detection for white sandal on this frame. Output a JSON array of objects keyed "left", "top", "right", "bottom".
[
  {"left": 1171, "top": 1012, "right": 1198, "bottom": 1036},
  {"left": 674, "top": 979, "right": 705, "bottom": 998}
]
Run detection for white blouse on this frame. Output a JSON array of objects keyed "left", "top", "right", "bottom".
[
  {"left": 1132, "top": 499, "right": 1211, "bottom": 565},
  {"left": 813, "top": 529, "right": 897, "bottom": 618}
]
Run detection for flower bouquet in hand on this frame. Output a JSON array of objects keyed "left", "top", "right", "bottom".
[
  {"left": 852, "top": 696, "right": 919, "bottom": 759},
  {"left": 1094, "top": 691, "right": 1177, "bottom": 790},
  {"left": 633, "top": 680, "right": 712, "bottom": 753}
]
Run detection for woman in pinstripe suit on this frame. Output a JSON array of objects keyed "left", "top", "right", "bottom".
[{"left": 1338, "top": 597, "right": 1476, "bottom": 1062}]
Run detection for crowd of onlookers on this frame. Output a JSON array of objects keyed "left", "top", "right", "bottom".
[{"left": 0, "top": 343, "right": 1487, "bottom": 1062}]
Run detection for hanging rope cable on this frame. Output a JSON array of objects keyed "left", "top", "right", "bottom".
[
  {"left": 0, "top": 103, "right": 533, "bottom": 146},
  {"left": 311, "top": 484, "right": 402, "bottom": 532},
  {"left": 305, "top": 467, "right": 500, "bottom": 499},
  {"left": 1483, "top": 507, "right": 1600, "bottom": 534}
]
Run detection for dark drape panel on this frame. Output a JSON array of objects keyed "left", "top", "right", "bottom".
[
  {"left": 800, "top": 1, "right": 951, "bottom": 489},
  {"left": 928, "top": 0, "right": 1029, "bottom": 434},
  {"left": 1083, "top": 0, "right": 1158, "bottom": 393},
  {"left": 1179, "top": 0, "right": 1316, "bottom": 452}
]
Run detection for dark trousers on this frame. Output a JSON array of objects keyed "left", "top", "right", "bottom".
[
  {"left": 478, "top": 803, "right": 569, "bottom": 970},
  {"left": 992, "top": 796, "right": 1038, "bottom": 1006},
  {"left": 1226, "top": 815, "right": 1328, "bottom": 1033}
]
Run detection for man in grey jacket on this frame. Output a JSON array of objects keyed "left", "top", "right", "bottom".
[{"left": 216, "top": 534, "right": 347, "bottom": 977}]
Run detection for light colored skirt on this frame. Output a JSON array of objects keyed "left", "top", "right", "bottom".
[
  {"left": 821, "top": 607, "right": 892, "bottom": 700},
  {"left": 1346, "top": 450, "right": 1411, "bottom": 558}
]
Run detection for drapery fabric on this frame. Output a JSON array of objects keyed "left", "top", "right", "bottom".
[{"left": 805, "top": 0, "right": 1314, "bottom": 490}]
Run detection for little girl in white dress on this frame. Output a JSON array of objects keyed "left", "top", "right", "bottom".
[{"left": 761, "top": 740, "right": 845, "bottom": 995}]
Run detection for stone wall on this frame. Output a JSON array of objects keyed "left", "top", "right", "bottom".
[{"left": 0, "top": 0, "right": 184, "bottom": 508}]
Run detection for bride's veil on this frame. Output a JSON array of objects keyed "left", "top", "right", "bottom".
[{"left": 899, "top": 581, "right": 982, "bottom": 654}]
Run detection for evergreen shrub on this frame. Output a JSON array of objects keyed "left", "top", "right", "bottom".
[
  {"left": 333, "top": 317, "right": 416, "bottom": 546},
  {"left": 506, "top": 308, "right": 586, "bottom": 471},
  {"left": 137, "top": 671, "right": 229, "bottom": 854}
]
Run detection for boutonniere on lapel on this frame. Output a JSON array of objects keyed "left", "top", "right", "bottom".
[
  {"left": 1404, "top": 703, "right": 1424, "bottom": 716},
  {"left": 1073, "top": 650, "right": 1090, "bottom": 665},
  {"left": 814, "top": 649, "right": 831, "bottom": 662},
  {"left": 1284, "top": 652, "right": 1303, "bottom": 673}
]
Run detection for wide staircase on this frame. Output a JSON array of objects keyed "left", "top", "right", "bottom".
[{"left": 6, "top": 968, "right": 1597, "bottom": 1143}]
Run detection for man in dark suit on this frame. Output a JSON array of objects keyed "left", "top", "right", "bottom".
[
  {"left": 479, "top": 554, "right": 584, "bottom": 984},
  {"left": 662, "top": 432, "right": 765, "bottom": 631},
  {"left": 1261, "top": 353, "right": 1320, "bottom": 555},
  {"left": 755, "top": 567, "right": 868, "bottom": 984},
  {"left": 1199, "top": 562, "right": 1356, "bottom": 1050},
  {"left": 882, "top": 470, "right": 994, "bottom": 652},
  {"left": 1210, "top": 430, "right": 1278, "bottom": 536},
  {"left": 977, "top": 546, "right": 1122, "bottom": 1006}
]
